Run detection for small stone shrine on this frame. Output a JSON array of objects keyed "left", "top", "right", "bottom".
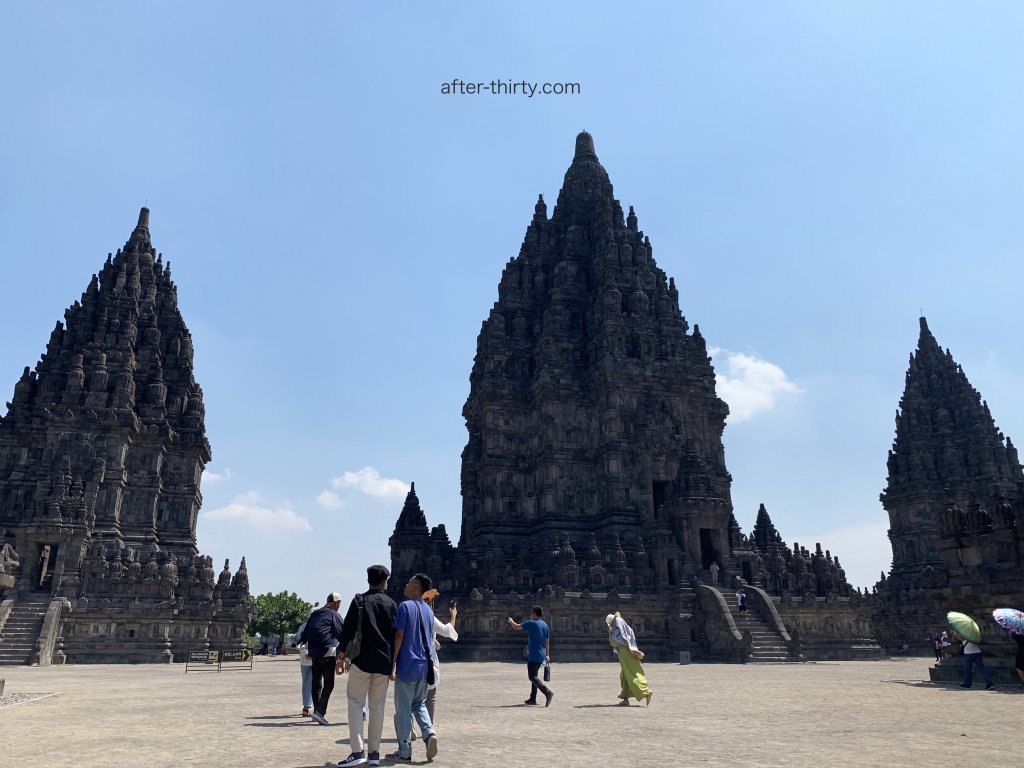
[
  {"left": 873, "top": 318, "right": 1024, "bottom": 681},
  {"left": 390, "top": 133, "right": 881, "bottom": 662},
  {"left": 0, "top": 209, "right": 251, "bottom": 664}
]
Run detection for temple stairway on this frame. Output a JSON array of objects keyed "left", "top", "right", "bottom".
[
  {"left": 0, "top": 594, "right": 50, "bottom": 665},
  {"left": 717, "top": 586, "right": 794, "bottom": 662}
]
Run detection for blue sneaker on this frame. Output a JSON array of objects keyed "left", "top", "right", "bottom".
[
  {"left": 367, "top": 753, "right": 380, "bottom": 767},
  {"left": 384, "top": 752, "right": 411, "bottom": 762},
  {"left": 311, "top": 711, "right": 329, "bottom": 725},
  {"left": 338, "top": 753, "right": 366, "bottom": 766}
]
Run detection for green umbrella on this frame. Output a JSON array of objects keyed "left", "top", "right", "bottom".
[{"left": 947, "top": 611, "right": 981, "bottom": 643}]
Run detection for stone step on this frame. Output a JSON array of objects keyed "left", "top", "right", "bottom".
[{"left": 0, "top": 598, "right": 47, "bottom": 661}]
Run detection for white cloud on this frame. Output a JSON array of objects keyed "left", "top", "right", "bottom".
[
  {"left": 328, "top": 467, "right": 409, "bottom": 500},
  {"left": 709, "top": 347, "right": 803, "bottom": 423},
  {"left": 202, "top": 467, "right": 233, "bottom": 484},
  {"left": 316, "top": 490, "right": 344, "bottom": 509},
  {"left": 202, "top": 491, "right": 312, "bottom": 533}
]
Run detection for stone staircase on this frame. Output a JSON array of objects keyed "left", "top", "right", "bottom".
[
  {"left": 0, "top": 594, "right": 51, "bottom": 665},
  {"left": 718, "top": 587, "right": 793, "bottom": 662}
]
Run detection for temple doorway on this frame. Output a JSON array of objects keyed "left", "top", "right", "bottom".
[
  {"left": 699, "top": 528, "right": 717, "bottom": 569},
  {"left": 36, "top": 543, "right": 56, "bottom": 591}
]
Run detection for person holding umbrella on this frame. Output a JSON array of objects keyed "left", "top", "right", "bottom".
[
  {"left": 1012, "top": 632, "right": 1024, "bottom": 688},
  {"left": 992, "top": 608, "right": 1024, "bottom": 688},
  {"left": 947, "top": 611, "right": 993, "bottom": 690}
]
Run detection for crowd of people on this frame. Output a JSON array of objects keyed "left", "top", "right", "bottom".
[
  {"left": 288, "top": 563, "right": 655, "bottom": 765},
  {"left": 282, "top": 567, "right": 1024, "bottom": 765},
  {"left": 289, "top": 565, "right": 463, "bottom": 766},
  {"left": 929, "top": 624, "right": 1024, "bottom": 689}
]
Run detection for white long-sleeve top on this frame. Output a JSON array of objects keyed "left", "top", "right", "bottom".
[{"left": 429, "top": 618, "right": 458, "bottom": 688}]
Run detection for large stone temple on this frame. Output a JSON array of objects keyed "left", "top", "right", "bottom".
[
  {"left": 873, "top": 318, "right": 1024, "bottom": 680},
  {"left": 0, "top": 209, "right": 251, "bottom": 664},
  {"left": 390, "top": 132, "right": 881, "bottom": 662}
]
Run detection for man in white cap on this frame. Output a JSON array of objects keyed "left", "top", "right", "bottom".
[{"left": 296, "top": 591, "right": 346, "bottom": 725}]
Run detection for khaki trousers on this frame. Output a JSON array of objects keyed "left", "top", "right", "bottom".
[{"left": 346, "top": 664, "right": 391, "bottom": 754}]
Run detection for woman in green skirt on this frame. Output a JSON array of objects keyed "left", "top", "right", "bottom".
[{"left": 606, "top": 612, "right": 653, "bottom": 706}]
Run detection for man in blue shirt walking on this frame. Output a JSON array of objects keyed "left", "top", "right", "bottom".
[
  {"left": 508, "top": 605, "right": 553, "bottom": 707},
  {"left": 386, "top": 573, "right": 439, "bottom": 762}
]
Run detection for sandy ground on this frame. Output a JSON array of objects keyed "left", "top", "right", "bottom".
[{"left": 0, "top": 656, "right": 1017, "bottom": 767}]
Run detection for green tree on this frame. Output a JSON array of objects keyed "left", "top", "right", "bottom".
[{"left": 250, "top": 591, "right": 316, "bottom": 648}]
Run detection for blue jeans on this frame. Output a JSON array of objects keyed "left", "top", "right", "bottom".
[
  {"left": 300, "top": 664, "right": 313, "bottom": 708},
  {"left": 393, "top": 678, "right": 434, "bottom": 758},
  {"left": 963, "top": 652, "right": 992, "bottom": 687}
]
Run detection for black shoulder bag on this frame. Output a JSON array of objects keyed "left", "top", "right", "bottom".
[{"left": 344, "top": 594, "right": 364, "bottom": 661}]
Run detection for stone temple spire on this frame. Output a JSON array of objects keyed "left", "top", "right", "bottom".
[
  {"left": 751, "top": 503, "right": 784, "bottom": 556},
  {"left": 126, "top": 206, "right": 152, "bottom": 252},
  {"left": 387, "top": 131, "right": 876, "bottom": 663},
  {"left": 0, "top": 208, "right": 250, "bottom": 665},
  {"left": 388, "top": 482, "right": 430, "bottom": 592},
  {"left": 881, "top": 316, "right": 1023, "bottom": 576},
  {"left": 884, "top": 317, "right": 1020, "bottom": 500},
  {"left": 0, "top": 208, "right": 211, "bottom": 554},
  {"left": 392, "top": 482, "right": 428, "bottom": 531},
  {"left": 452, "top": 129, "right": 729, "bottom": 577}
]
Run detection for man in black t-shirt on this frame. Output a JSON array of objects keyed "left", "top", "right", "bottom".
[{"left": 337, "top": 564, "right": 398, "bottom": 768}]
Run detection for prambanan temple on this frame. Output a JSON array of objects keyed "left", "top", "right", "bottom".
[
  {"left": 875, "top": 318, "right": 1024, "bottom": 682},
  {"left": 390, "top": 132, "right": 882, "bottom": 662},
  {"left": 0, "top": 210, "right": 250, "bottom": 664},
  {"left": 4, "top": 135, "right": 1021, "bottom": 671}
]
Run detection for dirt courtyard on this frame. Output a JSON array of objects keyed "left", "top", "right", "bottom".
[{"left": 0, "top": 656, "right": 1016, "bottom": 767}]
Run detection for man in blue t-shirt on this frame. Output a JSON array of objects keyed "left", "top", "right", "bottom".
[
  {"left": 508, "top": 605, "right": 553, "bottom": 706},
  {"left": 387, "top": 572, "right": 439, "bottom": 762}
]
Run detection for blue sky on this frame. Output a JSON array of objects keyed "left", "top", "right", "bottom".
[{"left": 2, "top": 3, "right": 1022, "bottom": 605}]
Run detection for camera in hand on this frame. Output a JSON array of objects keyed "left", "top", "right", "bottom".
[{"left": 449, "top": 599, "right": 457, "bottom": 609}]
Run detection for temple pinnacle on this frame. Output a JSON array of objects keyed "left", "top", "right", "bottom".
[{"left": 574, "top": 130, "right": 596, "bottom": 158}]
